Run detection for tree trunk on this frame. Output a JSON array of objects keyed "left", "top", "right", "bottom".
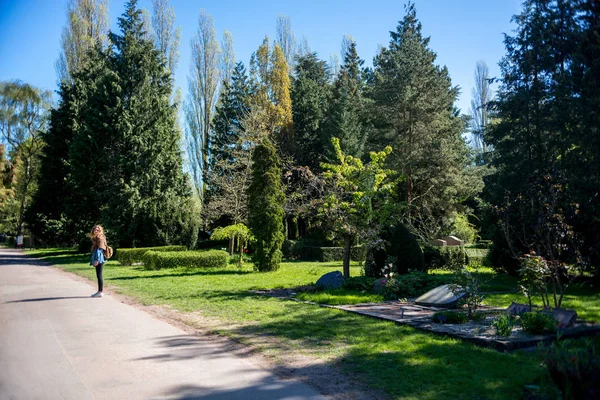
[
  {"left": 228, "top": 237, "right": 234, "bottom": 256},
  {"left": 343, "top": 235, "right": 352, "bottom": 278}
]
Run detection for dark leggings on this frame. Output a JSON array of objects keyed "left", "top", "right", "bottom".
[{"left": 95, "top": 263, "right": 104, "bottom": 292}]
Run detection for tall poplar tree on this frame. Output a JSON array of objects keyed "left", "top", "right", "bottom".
[
  {"left": 185, "top": 9, "right": 221, "bottom": 200},
  {"left": 56, "top": 0, "right": 109, "bottom": 85}
]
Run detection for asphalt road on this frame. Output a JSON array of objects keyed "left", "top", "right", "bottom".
[{"left": 0, "top": 248, "right": 324, "bottom": 400}]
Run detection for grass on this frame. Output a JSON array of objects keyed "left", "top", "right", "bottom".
[{"left": 28, "top": 248, "right": 549, "bottom": 400}]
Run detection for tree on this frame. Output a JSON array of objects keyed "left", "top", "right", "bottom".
[
  {"left": 319, "top": 138, "right": 394, "bottom": 278},
  {"left": 185, "top": 9, "right": 220, "bottom": 200},
  {"left": 0, "top": 81, "right": 51, "bottom": 236},
  {"left": 484, "top": 0, "right": 583, "bottom": 269},
  {"left": 220, "top": 31, "right": 236, "bottom": 84},
  {"left": 276, "top": 15, "right": 297, "bottom": 74},
  {"left": 291, "top": 52, "right": 330, "bottom": 169},
  {"left": 323, "top": 39, "right": 368, "bottom": 162},
  {"left": 469, "top": 61, "right": 493, "bottom": 163},
  {"left": 27, "top": 82, "right": 78, "bottom": 244},
  {"left": 247, "top": 139, "right": 285, "bottom": 272},
  {"left": 249, "top": 38, "right": 293, "bottom": 154},
  {"left": 210, "top": 223, "right": 251, "bottom": 267},
  {"left": 370, "top": 3, "right": 472, "bottom": 240},
  {"left": 151, "top": 0, "right": 181, "bottom": 76},
  {"left": 56, "top": 0, "right": 109, "bottom": 85}
]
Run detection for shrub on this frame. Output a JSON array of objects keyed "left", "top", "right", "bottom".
[
  {"left": 117, "top": 246, "right": 187, "bottom": 265},
  {"left": 282, "top": 240, "right": 296, "bottom": 259},
  {"left": 143, "top": 250, "right": 229, "bottom": 270},
  {"left": 423, "top": 245, "right": 473, "bottom": 270},
  {"left": 520, "top": 311, "right": 557, "bottom": 334},
  {"left": 491, "top": 314, "right": 515, "bottom": 337},
  {"left": 378, "top": 270, "right": 447, "bottom": 300},
  {"left": 196, "top": 239, "right": 228, "bottom": 250},
  {"left": 432, "top": 311, "right": 468, "bottom": 324},
  {"left": 297, "top": 246, "right": 367, "bottom": 262},
  {"left": 543, "top": 337, "right": 600, "bottom": 400},
  {"left": 389, "top": 223, "right": 425, "bottom": 274},
  {"left": 342, "top": 276, "right": 377, "bottom": 291}
]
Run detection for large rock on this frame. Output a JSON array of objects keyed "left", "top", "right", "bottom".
[
  {"left": 507, "top": 302, "right": 532, "bottom": 315},
  {"left": 429, "top": 239, "right": 447, "bottom": 247},
  {"left": 315, "top": 271, "right": 344, "bottom": 290},
  {"left": 552, "top": 308, "right": 578, "bottom": 328},
  {"left": 415, "top": 284, "right": 467, "bottom": 308}
]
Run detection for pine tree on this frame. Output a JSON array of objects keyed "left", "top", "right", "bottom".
[
  {"left": 323, "top": 39, "right": 368, "bottom": 162},
  {"left": 104, "top": 0, "right": 198, "bottom": 247},
  {"left": 291, "top": 52, "right": 330, "bottom": 169},
  {"left": 247, "top": 139, "right": 285, "bottom": 272},
  {"left": 370, "top": 3, "right": 471, "bottom": 239}
]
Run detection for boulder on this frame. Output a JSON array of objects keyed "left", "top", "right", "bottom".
[
  {"left": 315, "top": 271, "right": 344, "bottom": 290},
  {"left": 415, "top": 284, "right": 467, "bottom": 308},
  {"left": 506, "top": 302, "right": 533, "bottom": 316},
  {"left": 429, "top": 239, "right": 447, "bottom": 247}
]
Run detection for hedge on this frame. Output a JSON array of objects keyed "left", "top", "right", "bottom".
[
  {"left": 142, "top": 250, "right": 229, "bottom": 270},
  {"left": 117, "top": 245, "right": 187, "bottom": 265},
  {"left": 298, "top": 246, "right": 367, "bottom": 262}
]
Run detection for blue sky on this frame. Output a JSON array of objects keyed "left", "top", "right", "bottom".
[{"left": 0, "top": 0, "right": 522, "bottom": 115}]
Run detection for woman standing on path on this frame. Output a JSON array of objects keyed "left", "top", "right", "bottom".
[{"left": 89, "top": 225, "right": 107, "bottom": 298}]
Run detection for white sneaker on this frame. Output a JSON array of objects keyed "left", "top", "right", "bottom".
[{"left": 91, "top": 292, "right": 104, "bottom": 298}]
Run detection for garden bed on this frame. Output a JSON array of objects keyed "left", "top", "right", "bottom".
[{"left": 253, "top": 288, "right": 600, "bottom": 352}]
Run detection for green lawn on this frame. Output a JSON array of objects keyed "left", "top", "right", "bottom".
[{"left": 29, "top": 249, "right": 549, "bottom": 400}]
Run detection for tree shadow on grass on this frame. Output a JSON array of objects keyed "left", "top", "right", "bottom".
[{"left": 225, "top": 306, "right": 545, "bottom": 400}]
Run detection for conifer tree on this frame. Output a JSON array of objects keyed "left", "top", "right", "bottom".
[
  {"left": 370, "top": 3, "right": 471, "bottom": 239},
  {"left": 323, "top": 39, "right": 368, "bottom": 162},
  {"left": 291, "top": 52, "right": 330, "bottom": 169},
  {"left": 247, "top": 139, "right": 285, "bottom": 272}
]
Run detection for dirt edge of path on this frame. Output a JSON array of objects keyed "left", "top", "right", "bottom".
[{"left": 38, "top": 257, "right": 388, "bottom": 400}]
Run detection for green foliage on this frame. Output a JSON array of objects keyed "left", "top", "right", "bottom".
[
  {"left": 247, "top": 140, "right": 285, "bottom": 272},
  {"left": 296, "top": 246, "right": 366, "bottom": 262},
  {"left": 291, "top": 53, "right": 331, "bottom": 169},
  {"left": 389, "top": 223, "right": 425, "bottom": 274},
  {"left": 370, "top": 3, "right": 474, "bottom": 241},
  {"left": 450, "top": 213, "right": 478, "bottom": 244},
  {"left": 320, "top": 137, "right": 394, "bottom": 277},
  {"left": 378, "top": 269, "right": 446, "bottom": 300},
  {"left": 491, "top": 314, "right": 515, "bottom": 337},
  {"left": 432, "top": 311, "right": 468, "bottom": 324},
  {"left": 543, "top": 337, "right": 600, "bottom": 400},
  {"left": 342, "top": 276, "right": 377, "bottom": 292},
  {"left": 322, "top": 39, "right": 368, "bottom": 163},
  {"left": 117, "top": 245, "right": 187, "bottom": 266},
  {"left": 143, "top": 249, "right": 229, "bottom": 270},
  {"left": 520, "top": 312, "right": 557, "bottom": 335}
]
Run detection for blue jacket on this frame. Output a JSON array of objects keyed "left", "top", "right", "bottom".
[{"left": 90, "top": 248, "right": 106, "bottom": 266}]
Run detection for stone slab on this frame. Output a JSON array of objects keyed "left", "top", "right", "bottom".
[
  {"left": 441, "top": 236, "right": 465, "bottom": 246},
  {"left": 414, "top": 284, "right": 467, "bottom": 308}
]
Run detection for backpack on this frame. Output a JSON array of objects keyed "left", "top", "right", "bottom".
[{"left": 104, "top": 246, "right": 114, "bottom": 260}]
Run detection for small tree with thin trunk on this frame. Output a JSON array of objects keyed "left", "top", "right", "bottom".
[{"left": 319, "top": 137, "right": 393, "bottom": 278}]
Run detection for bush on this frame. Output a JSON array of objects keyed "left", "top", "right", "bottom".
[
  {"left": 432, "top": 311, "right": 468, "bottom": 324},
  {"left": 423, "top": 245, "right": 472, "bottom": 270},
  {"left": 543, "top": 337, "right": 600, "bottom": 400},
  {"left": 297, "top": 245, "right": 367, "bottom": 262},
  {"left": 196, "top": 239, "right": 228, "bottom": 250},
  {"left": 342, "top": 276, "right": 377, "bottom": 291},
  {"left": 377, "top": 271, "right": 447, "bottom": 299},
  {"left": 520, "top": 311, "right": 557, "bottom": 334},
  {"left": 143, "top": 250, "right": 229, "bottom": 270},
  {"left": 282, "top": 240, "right": 296, "bottom": 259},
  {"left": 117, "top": 246, "right": 187, "bottom": 265},
  {"left": 364, "top": 244, "right": 387, "bottom": 278},
  {"left": 491, "top": 314, "right": 515, "bottom": 337},
  {"left": 389, "top": 223, "right": 425, "bottom": 274}
]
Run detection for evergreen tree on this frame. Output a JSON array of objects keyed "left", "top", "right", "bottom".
[
  {"left": 210, "top": 62, "right": 251, "bottom": 168},
  {"left": 247, "top": 139, "right": 285, "bottom": 272},
  {"left": 105, "top": 0, "right": 198, "bottom": 247},
  {"left": 291, "top": 52, "right": 330, "bottom": 169},
  {"left": 27, "top": 83, "right": 78, "bottom": 244},
  {"left": 370, "top": 3, "right": 471, "bottom": 240},
  {"left": 323, "top": 39, "right": 368, "bottom": 162}
]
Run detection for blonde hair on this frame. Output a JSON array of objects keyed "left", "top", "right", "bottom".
[{"left": 89, "top": 225, "right": 105, "bottom": 239}]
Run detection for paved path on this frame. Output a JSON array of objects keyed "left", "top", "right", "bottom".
[{"left": 0, "top": 248, "right": 324, "bottom": 400}]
